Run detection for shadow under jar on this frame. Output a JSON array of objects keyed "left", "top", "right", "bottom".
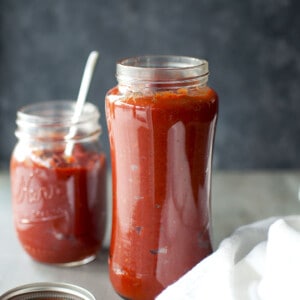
[
  {"left": 10, "top": 101, "right": 107, "bottom": 266},
  {"left": 105, "top": 56, "right": 218, "bottom": 299}
]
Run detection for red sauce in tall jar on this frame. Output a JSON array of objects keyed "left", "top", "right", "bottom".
[
  {"left": 10, "top": 101, "right": 106, "bottom": 265},
  {"left": 106, "top": 56, "right": 218, "bottom": 299}
]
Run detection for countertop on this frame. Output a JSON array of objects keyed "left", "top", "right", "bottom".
[{"left": 1, "top": 170, "right": 300, "bottom": 299}]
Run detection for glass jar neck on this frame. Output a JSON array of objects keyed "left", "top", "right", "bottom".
[
  {"left": 116, "top": 55, "right": 209, "bottom": 93},
  {"left": 15, "top": 101, "right": 101, "bottom": 143}
]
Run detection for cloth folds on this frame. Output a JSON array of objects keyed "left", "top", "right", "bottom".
[{"left": 156, "top": 216, "right": 300, "bottom": 300}]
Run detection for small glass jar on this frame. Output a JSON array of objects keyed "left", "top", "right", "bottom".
[
  {"left": 10, "top": 101, "right": 107, "bottom": 266},
  {"left": 106, "top": 56, "right": 218, "bottom": 299}
]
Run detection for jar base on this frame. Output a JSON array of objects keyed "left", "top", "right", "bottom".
[
  {"left": 118, "top": 294, "right": 131, "bottom": 300},
  {"left": 51, "top": 254, "right": 97, "bottom": 267}
]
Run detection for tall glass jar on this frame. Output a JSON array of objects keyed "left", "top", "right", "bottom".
[
  {"left": 105, "top": 56, "right": 218, "bottom": 299},
  {"left": 10, "top": 101, "right": 107, "bottom": 266}
]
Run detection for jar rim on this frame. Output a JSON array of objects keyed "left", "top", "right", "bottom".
[
  {"left": 15, "top": 100, "right": 102, "bottom": 142},
  {"left": 117, "top": 55, "right": 208, "bottom": 70},
  {"left": 17, "top": 100, "right": 100, "bottom": 126},
  {"left": 116, "top": 55, "right": 209, "bottom": 84}
]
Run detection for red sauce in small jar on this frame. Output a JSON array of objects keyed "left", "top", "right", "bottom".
[
  {"left": 10, "top": 101, "right": 106, "bottom": 265},
  {"left": 106, "top": 56, "right": 218, "bottom": 299}
]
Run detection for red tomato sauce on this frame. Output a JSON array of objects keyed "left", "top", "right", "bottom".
[
  {"left": 10, "top": 145, "right": 106, "bottom": 264},
  {"left": 106, "top": 86, "right": 218, "bottom": 299}
]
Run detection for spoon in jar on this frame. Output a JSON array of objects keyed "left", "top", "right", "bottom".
[{"left": 64, "top": 51, "right": 99, "bottom": 157}]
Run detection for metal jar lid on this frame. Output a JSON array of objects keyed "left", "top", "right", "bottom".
[{"left": 0, "top": 282, "right": 95, "bottom": 300}]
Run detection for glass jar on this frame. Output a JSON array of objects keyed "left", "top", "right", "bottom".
[
  {"left": 105, "top": 56, "right": 218, "bottom": 299},
  {"left": 10, "top": 101, "right": 107, "bottom": 266}
]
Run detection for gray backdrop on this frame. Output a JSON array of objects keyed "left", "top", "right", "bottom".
[{"left": 0, "top": 0, "right": 299, "bottom": 169}]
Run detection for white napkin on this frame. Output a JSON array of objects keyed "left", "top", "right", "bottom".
[{"left": 156, "top": 215, "right": 300, "bottom": 300}]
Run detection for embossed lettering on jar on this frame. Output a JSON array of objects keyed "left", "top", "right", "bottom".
[{"left": 10, "top": 101, "right": 107, "bottom": 266}]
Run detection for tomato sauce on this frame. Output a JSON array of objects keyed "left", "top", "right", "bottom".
[
  {"left": 10, "top": 144, "right": 106, "bottom": 264},
  {"left": 106, "top": 86, "right": 218, "bottom": 299}
]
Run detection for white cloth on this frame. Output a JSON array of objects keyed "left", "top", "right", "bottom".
[{"left": 156, "top": 215, "right": 300, "bottom": 300}]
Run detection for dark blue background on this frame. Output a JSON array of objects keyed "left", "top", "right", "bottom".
[{"left": 0, "top": 0, "right": 299, "bottom": 169}]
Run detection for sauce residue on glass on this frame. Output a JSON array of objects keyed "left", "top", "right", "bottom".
[
  {"left": 106, "top": 86, "right": 218, "bottom": 299},
  {"left": 11, "top": 143, "right": 106, "bottom": 264}
]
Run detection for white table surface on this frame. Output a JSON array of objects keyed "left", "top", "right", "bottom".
[{"left": 1, "top": 169, "right": 300, "bottom": 299}]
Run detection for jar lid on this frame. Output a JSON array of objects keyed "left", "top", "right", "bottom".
[{"left": 1, "top": 282, "right": 95, "bottom": 300}]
